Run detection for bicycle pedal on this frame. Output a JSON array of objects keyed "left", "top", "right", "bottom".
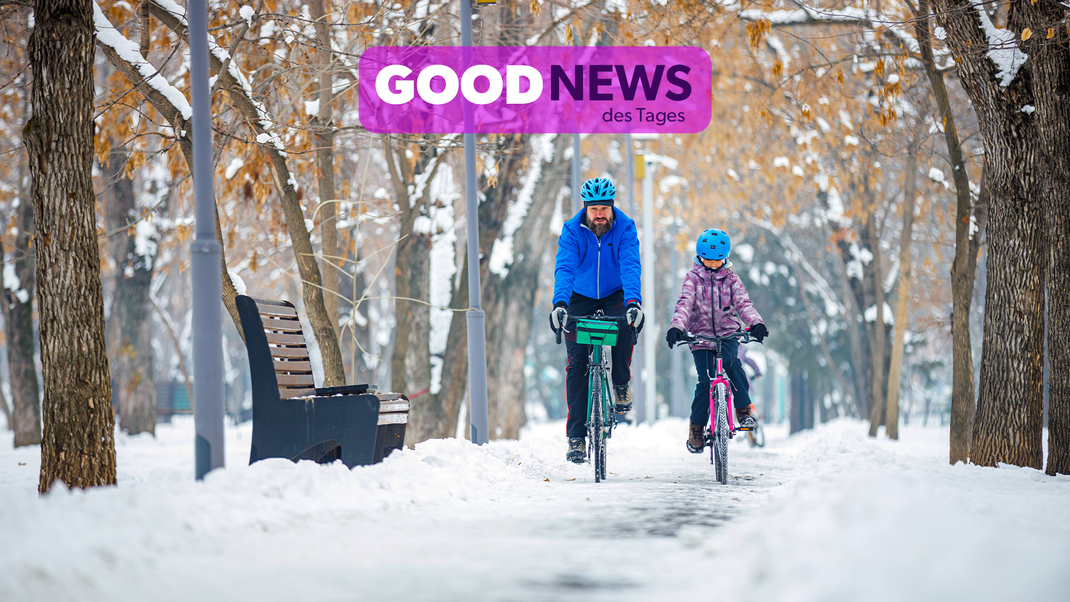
[{"left": 736, "top": 425, "right": 755, "bottom": 432}]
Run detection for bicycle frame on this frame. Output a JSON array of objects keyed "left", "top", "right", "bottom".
[{"left": 708, "top": 355, "right": 736, "bottom": 435}]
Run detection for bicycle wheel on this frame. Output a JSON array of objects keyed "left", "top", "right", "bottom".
[
  {"left": 590, "top": 368, "right": 604, "bottom": 483},
  {"left": 750, "top": 422, "right": 766, "bottom": 448},
  {"left": 713, "top": 384, "right": 729, "bottom": 485}
]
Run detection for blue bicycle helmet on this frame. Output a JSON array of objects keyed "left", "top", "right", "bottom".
[
  {"left": 696, "top": 228, "right": 731, "bottom": 261},
  {"left": 580, "top": 177, "right": 616, "bottom": 206}
]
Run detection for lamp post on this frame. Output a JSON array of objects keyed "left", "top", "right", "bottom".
[
  {"left": 189, "top": 0, "right": 225, "bottom": 479},
  {"left": 462, "top": 0, "right": 489, "bottom": 445}
]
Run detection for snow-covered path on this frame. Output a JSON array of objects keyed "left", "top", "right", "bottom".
[{"left": 2, "top": 417, "right": 1068, "bottom": 602}]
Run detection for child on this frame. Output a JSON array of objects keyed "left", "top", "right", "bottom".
[{"left": 665, "top": 228, "right": 769, "bottom": 453}]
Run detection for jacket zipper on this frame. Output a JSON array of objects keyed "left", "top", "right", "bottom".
[
  {"left": 582, "top": 221, "right": 603, "bottom": 299},
  {"left": 596, "top": 237, "right": 602, "bottom": 298}
]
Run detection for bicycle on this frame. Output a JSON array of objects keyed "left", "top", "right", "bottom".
[
  {"left": 671, "top": 330, "right": 759, "bottom": 485},
  {"left": 555, "top": 311, "right": 637, "bottom": 483}
]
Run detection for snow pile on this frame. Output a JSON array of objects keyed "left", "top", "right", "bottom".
[{"left": 691, "top": 420, "right": 1070, "bottom": 602}]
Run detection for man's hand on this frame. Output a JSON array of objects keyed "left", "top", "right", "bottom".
[
  {"left": 665, "top": 327, "right": 684, "bottom": 349},
  {"left": 549, "top": 302, "right": 568, "bottom": 333},
  {"left": 625, "top": 302, "right": 644, "bottom": 333},
  {"left": 749, "top": 322, "right": 769, "bottom": 343}
]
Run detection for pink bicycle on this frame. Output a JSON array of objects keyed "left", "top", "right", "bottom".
[{"left": 673, "top": 330, "right": 757, "bottom": 484}]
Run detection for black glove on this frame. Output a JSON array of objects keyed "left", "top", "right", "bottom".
[
  {"left": 549, "top": 302, "right": 568, "bottom": 333},
  {"left": 749, "top": 322, "right": 768, "bottom": 343},
  {"left": 666, "top": 327, "right": 684, "bottom": 349},
  {"left": 625, "top": 301, "right": 644, "bottom": 333}
]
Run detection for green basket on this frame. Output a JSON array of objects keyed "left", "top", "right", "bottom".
[{"left": 574, "top": 318, "right": 619, "bottom": 346}]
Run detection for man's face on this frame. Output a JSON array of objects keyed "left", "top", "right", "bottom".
[{"left": 586, "top": 204, "right": 613, "bottom": 226}]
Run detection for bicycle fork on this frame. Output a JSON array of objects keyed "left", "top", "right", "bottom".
[{"left": 709, "top": 356, "right": 735, "bottom": 437}]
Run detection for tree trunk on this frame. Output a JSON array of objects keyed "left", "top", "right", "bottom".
[
  {"left": 310, "top": 0, "right": 340, "bottom": 338},
  {"left": 1021, "top": 0, "right": 1070, "bottom": 476},
  {"left": 104, "top": 148, "right": 157, "bottom": 436},
  {"left": 27, "top": 0, "right": 116, "bottom": 491},
  {"left": 866, "top": 206, "right": 888, "bottom": 437},
  {"left": 935, "top": 0, "right": 1046, "bottom": 468},
  {"left": 920, "top": 0, "right": 984, "bottom": 464},
  {"left": 883, "top": 145, "right": 919, "bottom": 440},
  {"left": 482, "top": 135, "right": 568, "bottom": 439},
  {"left": 4, "top": 115, "right": 41, "bottom": 447}
]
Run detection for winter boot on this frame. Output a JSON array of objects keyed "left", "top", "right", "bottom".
[
  {"left": 566, "top": 437, "right": 587, "bottom": 463},
  {"left": 686, "top": 422, "right": 705, "bottom": 453},
  {"left": 735, "top": 404, "right": 758, "bottom": 431},
  {"left": 614, "top": 385, "right": 633, "bottom": 413}
]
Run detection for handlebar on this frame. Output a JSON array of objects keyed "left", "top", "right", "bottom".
[
  {"left": 554, "top": 313, "right": 639, "bottom": 346},
  {"left": 675, "top": 329, "right": 759, "bottom": 348}
]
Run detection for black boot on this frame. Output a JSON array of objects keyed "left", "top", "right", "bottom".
[
  {"left": 614, "top": 385, "right": 632, "bottom": 413},
  {"left": 566, "top": 437, "right": 587, "bottom": 463},
  {"left": 686, "top": 423, "right": 705, "bottom": 453}
]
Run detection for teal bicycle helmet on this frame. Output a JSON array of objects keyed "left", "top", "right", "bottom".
[
  {"left": 696, "top": 228, "right": 731, "bottom": 261},
  {"left": 580, "top": 177, "right": 616, "bottom": 206}
]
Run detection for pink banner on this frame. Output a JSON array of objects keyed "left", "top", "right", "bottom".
[{"left": 359, "top": 46, "right": 712, "bottom": 134}]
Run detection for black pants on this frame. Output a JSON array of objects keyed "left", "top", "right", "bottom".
[
  {"left": 564, "top": 291, "right": 633, "bottom": 439},
  {"left": 689, "top": 339, "right": 752, "bottom": 427}
]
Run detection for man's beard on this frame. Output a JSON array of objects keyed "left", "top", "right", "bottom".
[{"left": 589, "top": 216, "right": 613, "bottom": 237}]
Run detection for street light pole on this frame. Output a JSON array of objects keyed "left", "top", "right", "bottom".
[
  {"left": 188, "top": 0, "right": 225, "bottom": 479},
  {"left": 461, "top": 0, "right": 489, "bottom": 445},
  {"left": 642, "top": 156, "right": 656, "bottom": 424}
]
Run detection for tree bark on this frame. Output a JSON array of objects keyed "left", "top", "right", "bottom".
[
  {"left": 27, "top": 0, "right": 116, "bottom": 491},
  {"left": 866, "top": 205, "right": 888, "bottom": 437},
  {"left": 310, "top": 0, "right": 340, "bottom": 338},
  {"left": 883, "top": 145, "right": 919, "bottom": 440},
  {"left": 104, "top": 148, "right": 157, "bottom": 436},
  {"left": 916, "top": 0, "right": 984, "bottom": 463},
  {"left": 934, "top": 0, "right": 1046, "bottom": 468},
  {"left": 1020, "top": 0, "right": 1070, "bottom": 476},
  {"left": 5, "top": 112, "right": 41, "bottom": 446}
]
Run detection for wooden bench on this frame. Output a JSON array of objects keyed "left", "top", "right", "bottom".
[{"left": 236, "top": 295, "right": 408, "bottom": 467}]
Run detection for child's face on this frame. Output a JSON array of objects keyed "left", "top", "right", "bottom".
[{"left": 701, "top": 257, "right": 725, "bottom": 269}]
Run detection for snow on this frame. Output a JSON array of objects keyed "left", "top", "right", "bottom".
[
  {"left": 934, "top": 26, "right": 947, "bottom": 41},
  {"left": 772, "top": 156, "right": 790, "bottom": 168},
  {"left": 970, "top": 0, "right": 1028, "bottom": 87},
  {"left": 134, "top": 217, "right": 157, "bottom": 259},
  {"left": 239, "top": 5, "right": 255, "bottom": 27},
  {"left": 304, "top": 98, "right": 320, "bottom": 116},
  {"left": 228, "top": 270, "right": 247, "bottom": 295},
  {"left": 864, "top": 301, "right": 894, "bottom": 325},
  {"left": 93, "top": 3, "right": 193, "bottom": 120},
  {"left": 1020, "top": 104, "right": 1036, "bottom": 115},
  {"left": 224, "top": 157, "right": 244, "bottom": 180},
  {"left": 2, "top": 418, "right": 1066, "bottom": 601}
]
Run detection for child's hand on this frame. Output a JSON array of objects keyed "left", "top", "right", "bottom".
[
  {"left": 749, "top": 323, "right": 769, "bottom": 342},
  {"left": 665, "top": 327, "right": 684, "bottom": 349}
]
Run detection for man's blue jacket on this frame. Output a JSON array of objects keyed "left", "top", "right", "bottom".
[{"left": 553, "top": 207, "right": 643, "bottom": 307}]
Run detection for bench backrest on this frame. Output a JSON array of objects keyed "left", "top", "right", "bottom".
[{"left": 236, "top": 296, "right": 316, "bottom": 400}]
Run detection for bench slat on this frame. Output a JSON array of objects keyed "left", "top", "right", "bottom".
[
  {"left": 272, "top": 360, "right": 312, "bottom": 372},
  {"left": 261, "top": 316, "right": 304, "bottom": 333},
  {"left": 280, "top": 387, "right": 316, "bottom": 398},
  {"left": 276, "top": 374, "right": 315, "bottom": 387},
  {"left": 251, "top": 298, "right": 299, "bottom": 313},
  {"left": 269, "top": 346, "right": 312, "bottom": 359},
  {"left": 379, "top": 402, "right": 409, "bottom": 413},
  {"left": 265, "top": 331, "right": 307, "bottom": 345}
]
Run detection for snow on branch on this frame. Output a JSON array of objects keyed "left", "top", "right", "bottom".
[
  {"left": 969, "top": 0, "right": 1027, "bottom": 87},
  {"left": 737, "top": 2, "right": 920, "bottom": 56},
  {"left": 93, "top": 2, "right": 192, "bottom": 121}
]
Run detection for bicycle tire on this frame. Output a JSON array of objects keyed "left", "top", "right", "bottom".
[
  {"left": 713, "top": 384, "right": 729, "bottom": 485},
  {"left": 749, "top": 422, "right": 766, "bottom": 448},
  {"left": 590, "top": 367, "right": 604, "bottom": 483}
]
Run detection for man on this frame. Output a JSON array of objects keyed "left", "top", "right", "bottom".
[{"left": 549, "top": 177, "right": 644, "bottom": 463}]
